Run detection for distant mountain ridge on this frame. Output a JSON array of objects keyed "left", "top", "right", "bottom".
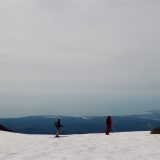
[
  {"left": 0, "top": 111, "right": 160, "bottom": 134},
  {"left": 0, "top": 124, "right": 13, "bottom": 132}
]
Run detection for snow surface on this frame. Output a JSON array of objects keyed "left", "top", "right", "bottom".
[{"left": 0, "top": 131, "right": 160, "bottom": 160}]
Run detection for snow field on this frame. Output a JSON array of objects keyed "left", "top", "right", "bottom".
[{"left": 0, "top": 131, "right": 160, "bottom": 160}]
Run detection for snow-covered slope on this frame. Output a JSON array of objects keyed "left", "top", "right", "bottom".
[{"left": 0, "top": 131, "right": 160, "bottom": 160}]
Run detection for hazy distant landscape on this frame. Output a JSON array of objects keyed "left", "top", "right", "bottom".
[
  {"left": 0, "top": 0, "right": 160, "bottom": 159},
  {"left": 0, "top": 111, "right": 159, "bottom": 134}
]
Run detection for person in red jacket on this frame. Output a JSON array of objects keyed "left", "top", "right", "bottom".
[{"left": 106, "top": 116, "right": 112, "bottom": 135}]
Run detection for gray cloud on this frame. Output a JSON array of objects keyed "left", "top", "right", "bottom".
[{"left": 0, "top": 0, "right": 160, "bottom": 117}]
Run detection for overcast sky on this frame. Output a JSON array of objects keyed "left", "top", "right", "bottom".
[{"left": 0, "top": 0, "right": 160, "bottom": 118}]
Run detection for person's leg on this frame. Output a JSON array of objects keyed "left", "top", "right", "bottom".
[
  {"left": 108, "top": 126, "right": 111, "bottom": 134},
  {"left": 106, "top": 127, "right": 109, "bottom": 135},
  {"left": 56, "top": 128, "right": 60, "bottom": 137},
  {"left": 106, "top": 126, "right": 111, "bottom": 135},
  {"left": 57, "top": 128, "right": 60, "bottom": 136}
]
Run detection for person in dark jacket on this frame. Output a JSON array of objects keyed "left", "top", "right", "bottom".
[
  {"left": 55, "top": 119, "right": 63, "bottom": 137},
  {"left": 106, "top": 116, "right": 112, "bottom": 135}
]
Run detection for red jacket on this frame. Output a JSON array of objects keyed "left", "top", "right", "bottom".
[{"left": 106, "top": 116, "right": 112, "bottom": 127}]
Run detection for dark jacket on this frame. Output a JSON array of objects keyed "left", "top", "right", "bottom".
[{"left": 55, "top": 121, "right": 63, "bottom": 129}]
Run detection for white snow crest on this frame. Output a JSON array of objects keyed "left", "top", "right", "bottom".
[{"left": 0, "top": 131, "right": 160, "bottom": 160}]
